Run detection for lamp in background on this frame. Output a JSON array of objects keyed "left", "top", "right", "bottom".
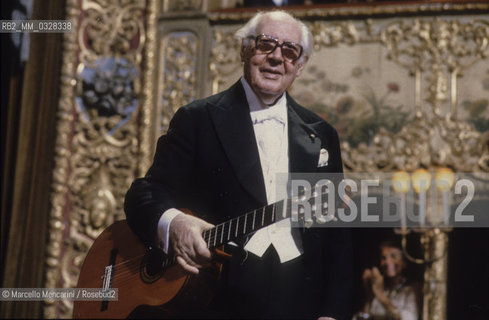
[
  {"left": 392, "top": 171, "right": 410, "bottom": 229},
  {"left": 412, "top": 169, "right": 431, "bottom": 226},
  {"left": 392, "top": 167, "right": 455, "bottom": 264},
  {"left": 392, "top": 167, "right": 455, "bottom": 320}
]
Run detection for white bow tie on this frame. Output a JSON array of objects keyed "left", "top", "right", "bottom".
[{"left": 251, "top": 107, "right": 286, "bottom": 125}]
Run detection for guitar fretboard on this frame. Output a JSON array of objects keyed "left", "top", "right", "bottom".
[{"left": 202, "top": 199, "right": 291, "bottom": 249}]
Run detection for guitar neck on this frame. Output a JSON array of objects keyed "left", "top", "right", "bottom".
[{"left": 202, "top": 199, "right": 290, "bottom": 250}]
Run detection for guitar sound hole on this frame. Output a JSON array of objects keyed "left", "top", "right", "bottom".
[{"left": 140, "top": 249, "right": 165, "bottom": 283}]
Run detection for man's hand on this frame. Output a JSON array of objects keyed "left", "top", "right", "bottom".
[{"left": 169, "top": 214, "right": 214, "bottom": 274}]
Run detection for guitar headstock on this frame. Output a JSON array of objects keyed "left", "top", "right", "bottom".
[{"left": 289, "top": 179, "right": 352, "bottom": 228}]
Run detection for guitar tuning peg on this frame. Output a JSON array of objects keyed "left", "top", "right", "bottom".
[
  {"left": 304, "top": 219, "right": 313, "bottom": 229},
  {"left": 316, "top": 215, "right": 327, "bottom": 224}
]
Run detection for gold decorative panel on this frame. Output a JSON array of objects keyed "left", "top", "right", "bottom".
[
  {"left": 78, "top": 0, "right": 145, "bottom": 65},
  {"left": 210, "top": 27, "right": 242, "bottom": 95},
  {"left": 158, "top": 31, "right": 199, "bottom": 134},
  {"left": 380, "top": 19, "right": 489, "bottom": 114},
  {"left": 162, "top": 0, "right": 204, "bottom": 12},
  {"left": 43, "top": 0, "right": 154, "bottom": 318}
]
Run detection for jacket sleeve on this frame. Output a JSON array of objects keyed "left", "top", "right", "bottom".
[{"left": 124, "top": 106, "right": 197, "bottom": 247}]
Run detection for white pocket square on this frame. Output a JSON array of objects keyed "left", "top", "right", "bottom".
[{"left": 318, "top": 148, "right": 329, "bottom": 167}]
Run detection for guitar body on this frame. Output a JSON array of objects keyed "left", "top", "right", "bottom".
[
  {"left": 73, "top": 220, "right": 221, "bottom": 319},
  {"left": 74, "top": 197, "right": 296, "bottom": 318}
]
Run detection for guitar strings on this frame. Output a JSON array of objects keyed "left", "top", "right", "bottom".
[
  {"left": 100, "top": 255, "right": 178, "bottom": 286},
  {"left": 107, "top": 257, "right": 180, "bottom": 287},
  {"left": 100, "top": 182, "right": 338, "bottom": 286},
  {"left": 204, "top": 182, "right": 336, "bottom": 245},
  {"left": 93, "top": 253, "right": 146, "bottom": 282},
  {"left": 203, "top": 204, "right": 279, "bottom": 247},
  {"left": 99, "top": 259, "right": 156, "bottom": 286}
]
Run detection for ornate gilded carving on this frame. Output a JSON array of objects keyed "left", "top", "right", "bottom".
[
  {"left": 43, "top": 0, "right": 79, "bottom": 318},
  {"left": 310, "top": 20, "right": 377, "bottom": 48},
  {"left": 293, "top": 18, "right": 489, "bottom": 173},
  {"left": 421, "top": 230, "right": 448, "bottom": 320},
  {"left": 341, "top": 112, "right": 484, "bottom": 172},
  {"left": 139, "top": 0, "right": 159, "bottom": 174},
  {"left": 44, "top": 0, "right": 151, "bottom": 318},
  {"left": 210, "top": 27, "right": 242, "bottom": 95},
  {"left": 159, "top": 32, "right": 198, "bottom": 133},
  {"left": 208, "top": 2, "right": 489, "bottom": 22},
  {"left": 479, "top": 132, "right": 489, "bottom": 172},
  {"left": 68, "top": 116, "right": 136, "bottom": 238},
  {"left": 82, "top": 170, "right": 118, "bottom": 239},
  {"left": 380, "top": 18, "right": 489, "bottom": 115},
  {"left": 79, "top": 0, "right": 145, "bottom": 65},
  {"left": 162, "top": 0, "right": 203, "bottom": 12}
]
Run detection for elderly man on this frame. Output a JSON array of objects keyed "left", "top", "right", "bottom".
[{"left": 125, "top": 10, "right": 352, "bottom": 319}]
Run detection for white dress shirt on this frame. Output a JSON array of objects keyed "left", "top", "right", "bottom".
[
  {"left": 240, "top": 77, "right": 302, "bottom": 263},
  {"left": 157, "top": 77, "right": 302, "bottom": 263}
]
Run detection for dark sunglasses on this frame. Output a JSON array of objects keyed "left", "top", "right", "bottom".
[{"left": 250, "top": 34, "right": 303, "bottom": 62}]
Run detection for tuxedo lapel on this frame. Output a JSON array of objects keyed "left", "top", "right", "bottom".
[
  {"left": 207, "top": 82, "right": 268, "bottom": 206},
  {"left": 287, "top": 97, "right": 322, "bottom": 173}
]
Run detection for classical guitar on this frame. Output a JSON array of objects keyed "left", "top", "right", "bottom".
[{"left": 73, "top": 197, "right": 310, "bottom": 318}]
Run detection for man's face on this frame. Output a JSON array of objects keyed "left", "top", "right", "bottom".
[{"left": 242, "top": 18, "right": 307, "bottom": 105}]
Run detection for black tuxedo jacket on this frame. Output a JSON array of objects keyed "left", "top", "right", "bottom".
[{"left": 124, "top": 80, "right": 353, "bottom": 319}]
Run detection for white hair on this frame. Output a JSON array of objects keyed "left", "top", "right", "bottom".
[{"left": 234, "top": 10, "right": 313, "bottom": 63}]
